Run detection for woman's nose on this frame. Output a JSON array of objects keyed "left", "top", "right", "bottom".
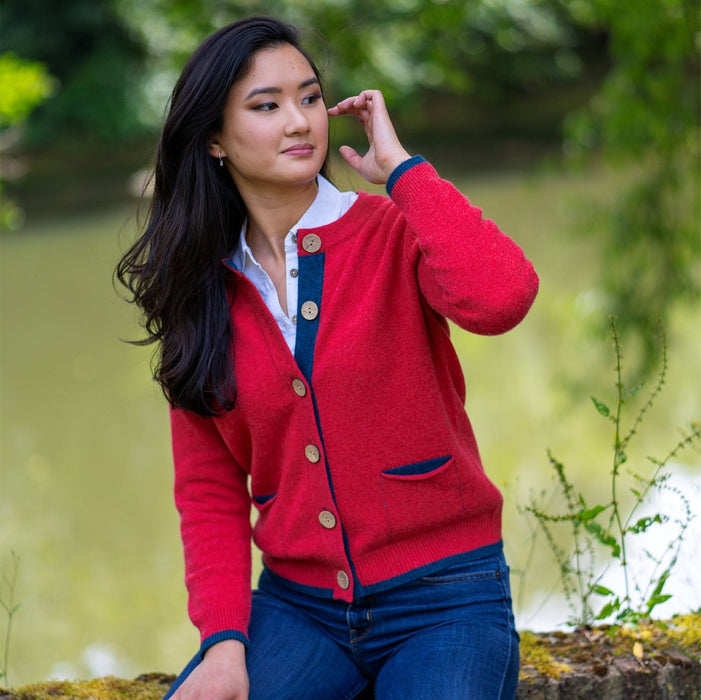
[{"left": 285, "top": 106, "right": 311, "bottom": 134}]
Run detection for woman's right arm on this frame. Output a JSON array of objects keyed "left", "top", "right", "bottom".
[
  {"left": 170, "top": 406, "right": 253, "bottom": 695},
  {"left": 171, "top": 639, "right": 249, "bottom": 700}
]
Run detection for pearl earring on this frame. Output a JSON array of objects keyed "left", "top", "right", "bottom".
[{"left": 218, "top": 151, "right": 224, "bottom": 167}]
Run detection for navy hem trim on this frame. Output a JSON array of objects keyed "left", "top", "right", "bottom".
[
  {"left": 257, "top": 543, "right": 504, "bottom": 605},
  {"left": 163, "top": 630, "right": 248, "bottom": 699},
  {"left": 386, "top": 155, "right": 426, "bottom": 197},
  {"left": 354, "top": 541, "right": 504, "bottom": 598},
  {"left": 259, "top": 565, "right": 336, "bottom": 599}
]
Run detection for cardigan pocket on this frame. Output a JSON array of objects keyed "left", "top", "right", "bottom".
[{"left": 380, "top": 455, "right": 465, "bottom": 537}]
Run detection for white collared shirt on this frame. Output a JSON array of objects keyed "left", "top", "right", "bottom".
[{"left": 231, "top": 175, "right": 358, "bottom": 354}]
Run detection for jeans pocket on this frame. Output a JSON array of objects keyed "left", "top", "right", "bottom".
[
  {"left": 380, "top": 455, "right": 465, "bottom": 537},
  {"left": 418, "top": 556, "right": 501, "bottom": 585}
]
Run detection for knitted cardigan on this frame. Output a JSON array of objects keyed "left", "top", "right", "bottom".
[{"left": 169, "top": 156, "right": 539, "bottom": 655}]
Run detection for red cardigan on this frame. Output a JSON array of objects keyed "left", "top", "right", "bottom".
[{"left": 170, "top": 157, "right": 539, "bottom": 651}]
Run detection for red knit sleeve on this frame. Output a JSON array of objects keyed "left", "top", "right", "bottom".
[
  {"left": 390, "top": 158, "right": 539, "bottom": 335},
  {"left": 170, "top": 406, "right": 252, "bottom": 643}
]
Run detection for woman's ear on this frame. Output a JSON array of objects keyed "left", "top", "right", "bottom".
[{"left": 207, "top": 139, "right": 223, "bottom": 159}]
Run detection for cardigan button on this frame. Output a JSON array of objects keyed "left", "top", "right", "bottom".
[
  {"left": 301, "top": 233, "right": 322, "bottom": 253},
  {"left": 336, "top": 570, "right": 350, "bottom": 590},
  {"left": 301, "top": 301, "right": 319, "bottom": 321},
  {"left": 292, "top": 379, "right": 306, "bottom": 397},
  {"left": 318, "top": 511, "right": 337, "bottom": 529},
  {"left": 304, "top": 444, "right": 320, "bottom": 463}
]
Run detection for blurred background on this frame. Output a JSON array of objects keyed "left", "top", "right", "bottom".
[{"left": 1, "top": 0, "right": 699, "bottom": 687}]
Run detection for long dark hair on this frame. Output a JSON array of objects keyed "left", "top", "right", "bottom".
[{"left": 116, "top": 17, "right": 328, "bottom": 416}]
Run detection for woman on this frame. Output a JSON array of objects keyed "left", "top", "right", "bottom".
[{"left": 117, "top": 16, "right": 538, "bottom": 700}]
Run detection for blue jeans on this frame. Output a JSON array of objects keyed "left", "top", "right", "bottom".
[{"left": 168, "top": 546, "right": 519, "bottom": 699}]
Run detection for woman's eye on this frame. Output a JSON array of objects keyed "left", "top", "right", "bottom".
[
  {"left": 253, "top": 102, "right": 277, "bottom": 112},
  {"left": 302, "top": 93, "right": 323, "bottom": 106}
]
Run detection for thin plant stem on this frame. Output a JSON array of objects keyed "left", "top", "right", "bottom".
[{"left": 609, "top": 318, "right": 630, "bottom": 607}]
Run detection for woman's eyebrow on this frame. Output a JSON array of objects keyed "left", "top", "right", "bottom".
[{"left": 245, "top": 77, "right": 319, "bottom": 101}]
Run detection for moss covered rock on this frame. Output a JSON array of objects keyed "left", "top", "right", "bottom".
[{"left": 2, "top": 615, "right": 699, "bottom": 699}]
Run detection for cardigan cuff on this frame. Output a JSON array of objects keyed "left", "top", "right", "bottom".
[{"left": 386, "top": 155, "right": 427, "bottom": 197}]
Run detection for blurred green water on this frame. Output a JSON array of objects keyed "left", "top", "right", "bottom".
[{"left": 1, "top": 163, "right": 699, "bottom": 685}]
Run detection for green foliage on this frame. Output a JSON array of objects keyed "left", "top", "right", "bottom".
[
  {"left": 1, "top": 0, "right": 148, "bottom": 145},
  {"left": 116, "top": 0, "right": 603, "bottom": 120},
  {"left": 0, "top": 53, "right": 56, "bottom": 129},
  {"left": 562, "top": 0, "right": 700, "bottom": 372},
  {"left": 0, "top": 53, "right": 56, "bottom": 230},
  {"left": 523, "top": 318, "right": 700, "bottom": 626},
  {"left": 0, "top": 552, "right": 20, "bottom": 688}
]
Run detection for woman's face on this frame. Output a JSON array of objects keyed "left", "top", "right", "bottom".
[{"left": 210, "top": 43, "right": 328, "bottom": 195}]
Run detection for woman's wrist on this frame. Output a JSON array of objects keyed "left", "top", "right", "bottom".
[
  {"left": 381, "top": 149, "right": 413, "bottom": 182},
  {"left": 204, "top": 638, "right": 246, "bottom": 661}
]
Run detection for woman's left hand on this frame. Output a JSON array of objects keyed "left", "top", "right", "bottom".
[{"left": 328, "top": 90, "right": 411, "bottom": 185}]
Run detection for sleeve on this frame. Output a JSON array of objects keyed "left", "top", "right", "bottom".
[
  {"left": 388, "top": 156, "right": 539, "bottom": 335},
  {"left": 170, "top": 405, "right": 252, "bottom": 647}
]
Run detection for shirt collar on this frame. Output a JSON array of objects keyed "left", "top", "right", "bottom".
[{"left": 231, "top": 175, "right": 349, "bottom": 272}]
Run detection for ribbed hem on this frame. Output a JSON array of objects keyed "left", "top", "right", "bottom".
[
  {"left": 198, "top": 605, "right": 250, "bottom": 645},
  {"left": 353, "top": 512, "right": 502, "bottom": 589}
]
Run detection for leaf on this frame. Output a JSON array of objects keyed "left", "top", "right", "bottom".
[
  {"left": 596, "top": 601, "right": 617, "bottom": 619},
  {"left": 584, "top": 521, "right": 621, "bottom": 558},
  {"left": 646, "top": 593, "right": 672, "bottom": 610},
  {"left": 633, "top": 642, "right": 644, "bottom": 659},
  {"left": 591, "top": 584, "right": 615, "bottom": 596},
  {"left": 578, "top": 505, "right": 606, "bottom": 522},
  {"left": 591, "top": 396, "right": 611, "bottom": 416},
  {"left": 625, "top": 514, "right": 663, "bottom": 534},
  {"left": 625, "top": 382, "right": 645, "bottom": 399}
]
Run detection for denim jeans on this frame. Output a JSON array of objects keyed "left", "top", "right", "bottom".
[{"left": 167, "top": 545, "right": 519, "bottom": 699}]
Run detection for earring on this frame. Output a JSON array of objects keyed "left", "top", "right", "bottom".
[{"left": 218, "top": 151, "right": 224, "bottom": 167}]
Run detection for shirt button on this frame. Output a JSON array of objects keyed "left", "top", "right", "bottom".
[
  {"left": 337, "top": 570, "right": 350, "bottom": 590},
  {"left": 304, "top": 444, "right": 320, "bottom": 463},
  {"left": 318, "top": 510, "right": 336, "bottom": 529},
  {"left": 292, "top": 315, "right": 297, "bottom": 325},
  {"left": 302, "top": 234, "right": 322, "bottom": 253},
  {"left": 291, "top": 233, "right": 298, "bottom": 244},
  {"left": 290, "top": 268, "right": 299, "bottom": 278},
  {"left": 292, "top": 379, "right": 306, "bottom": 397},
  {"left": 300, "top": 301, "right": 319, "bottom": 320}
]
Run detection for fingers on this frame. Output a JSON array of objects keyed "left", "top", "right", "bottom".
[
  {"left": 337, "top": 145, "right": 363, "bottom": 170},
  {"left": 328, "top": 89, "right": 385, "bottom": 119}
]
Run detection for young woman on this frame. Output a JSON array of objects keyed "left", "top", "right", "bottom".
[{"left": 117, "top": 16, "right": 539, "bottom": 700}]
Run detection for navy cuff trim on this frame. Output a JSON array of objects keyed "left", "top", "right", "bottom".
[{"left": 386, "top": 155, "right": 426, "bottom": 197}]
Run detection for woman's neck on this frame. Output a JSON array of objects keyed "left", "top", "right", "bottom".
[{"left": 242, "top": 179, "right": 319, "bottom": 262}]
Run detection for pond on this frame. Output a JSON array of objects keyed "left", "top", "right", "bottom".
[{"left": 1, "top": 161, "right": 699, "bottom": 686}]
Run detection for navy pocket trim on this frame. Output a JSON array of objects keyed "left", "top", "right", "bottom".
[
  {"left": 381, "top": 455, "right": 452, "bottom": 479},
  {"left": 252, "top": 493, "right": 276, "bottom": 506}
]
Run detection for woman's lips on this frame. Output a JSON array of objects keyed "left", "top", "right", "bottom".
[{"left": 282, "top": 144, "right": 314, "bottom": 156}]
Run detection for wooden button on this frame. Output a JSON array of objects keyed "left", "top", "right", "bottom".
[
  {"left": 301, "top": 301, "right": 319, "bottom": 320},
  {"left": 292, "top": 379, "right": 306, "bottom": 397},
  {"left": 318, "top": 511, "right": 337, "bottom": 529},
  {"left": 336, "top": 570, "right": 350, "bottom": 590},
  {"left": 302, "top": 234, "right": 322, "bottom": 253},
  {"left": 304, "top": 444, "right": 320, "bottom": 463}
]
